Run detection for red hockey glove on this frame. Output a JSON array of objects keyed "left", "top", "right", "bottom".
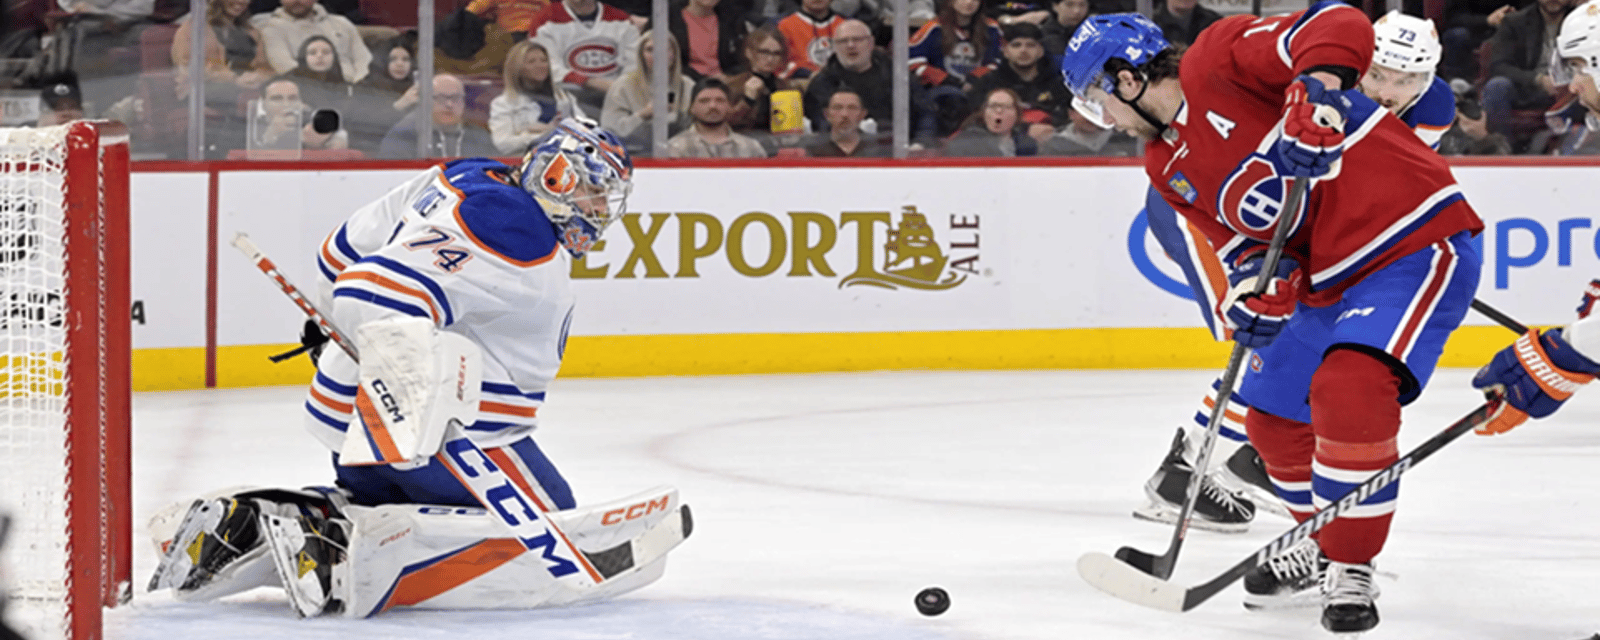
[{"left": 1277, "top": 76, "right": 1351, "bottom": 179}]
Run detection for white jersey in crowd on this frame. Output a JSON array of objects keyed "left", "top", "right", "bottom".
[
  {"left": 529, "top": 1, "right": 641, "bottom": 87},
  {"left": 305, "top": 157, "right": 573, "bottom": 453}
]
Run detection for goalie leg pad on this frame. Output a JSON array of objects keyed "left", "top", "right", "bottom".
[
  {"left": 335, "top": 487, "right": 686, "bottom": 617},
  {"left": 334, "top": 436, "right": 576, "bottom": 511},
  {"left": 341, "top": 317, "right": 483, "bottom": 466}
]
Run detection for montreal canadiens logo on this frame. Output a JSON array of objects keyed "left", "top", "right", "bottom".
[
  {"left": 569, "top": 40, "right": 620, "bottom": 76},
  {"left": 1217, "top": 154, "right": 1300, "bottom": 240}
]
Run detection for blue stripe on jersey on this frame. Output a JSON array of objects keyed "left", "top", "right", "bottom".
[
  {"left": 332, "top": 288, "right": 431, "bottom": 319},
  {"left": 317, "top": 257, "right": 337, "bottom": 284},
  {"left": 334, "top": 226, "right": 357, "bottom": 263},
  {"left": 481, "top": 381, "right": 547, "bottom": 401},
  {"left": 464, "top": 420, "right": 519, "bottom": 431},
  {"left": 1277, "top": 487, "right": 1313, "bottom": 507},
  {"left": 306, "top": 401, "right": 350, "bottom": 432},
  {"left": 1279, "top": 1, "right": 1351, "bottom": 63},
  {"left": 362, "top": 255, "right": 455, "bottom": 325},
  {"left": 315, "top": 371, "right": 358, "bottom": 396},
  {"left": 1314, "top": 474, "right": 1399, "bottom": 506},
  {"left": 1311, "top": 191, "right": 1463, "bottom": 290}
]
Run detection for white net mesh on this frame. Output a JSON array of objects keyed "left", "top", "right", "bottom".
[{"left": 0, "top": 124, "right": 76, "bottom": 640}]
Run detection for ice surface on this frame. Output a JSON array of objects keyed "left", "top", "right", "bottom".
[{"left": 67, "top": 369, "right": 1600, "bottom": 639}]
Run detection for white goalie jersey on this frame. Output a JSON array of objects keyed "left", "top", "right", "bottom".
[{"left": 304, "top": 158, "right": 575, "bottom": 453}]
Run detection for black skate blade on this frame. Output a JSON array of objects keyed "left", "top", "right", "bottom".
[{"left": 1114, "top": 546, "right": 1161, "bottom": 576}]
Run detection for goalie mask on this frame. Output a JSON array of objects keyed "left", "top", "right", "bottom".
[{"left": 520, "top": 116, "right": 633, "bottom": 258}]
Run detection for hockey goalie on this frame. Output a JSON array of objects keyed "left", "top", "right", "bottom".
[{"left": 148, "top": 117, "right": 691, "bottom": 618}]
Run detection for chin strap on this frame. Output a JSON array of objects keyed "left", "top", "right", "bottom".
[{"left": 1116, "top": 71, "right": 1169, "bottom": 135}]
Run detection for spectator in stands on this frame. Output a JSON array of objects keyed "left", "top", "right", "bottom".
[
  {"left": 654, "top": 0, "right": 748, "bottom": 81},
  {"left": 1442, "top": 93, "right": 1515, "bottom": 154},
  {"left": 908, "top": 0, "right": 1001, "bottom": 90},
  {"left": 250, "top": 75, "right": 348, "bottom": 150},
  {"left": 723, "top": 27, "right": 798, "bottom": 133},
  {"left": 1038, "top": 0, "right": 1087, "bottom": 60},
  {"left": 171, "top": 0, "right": 273, "bottom": 102},
  {"left": 468, "top": 0, "right": 550, "bottom": 37},
  {"left": 601, "top": 30, "right": 693, "bottom": 153},
  {"left": 967, "top": 23, "right": 1069, "bottom": 141},
  {"left": 377, "top": 74, "right": 497, "bottom": 159},
  {"left": 490, "top": 39, "right": 586, "bottom": 155},
  {"left": 285, "top": 35, "right": 354, "bottom": 110},
  {"left": 345, "top": 36, "right": 417, "bottom": 153},
  {"left": 803, "top": 88, "right": 887, "bottom": 156},
  {"left": 255, "top": 0, "right": 372, "bottom": 83},
  {"left": 804, "top": 19, "right": 934, "bottom": 141},
  {"left": 1041, "top": 99, "right": 1137, "bottom": 155},
  {"left": 36, "top": 73, "right": 86, "bottom": 126},
  {"left": 775, "top": 0, "right": 847, "bottom": 77},
  {"left": 1484, "top": 0, "right": 1574, "bottom": 150},
  {"left": 1440, "top": 1, "right": 1518, "bottom": 82},
  {"left": 1088, "top": 0, "right": 1133, "bottom": 12},
  {"left": 945, "top": 87, "right": 1036, "bottom": 156},
  {"left": 1152, "top": 0, "right": 1222, "bottom": 46},
  {"left": 528, "top": 0, "right": 642, "bottom": 112},
  {"left": 666, "top": 77, "right": 767, "bottom": 157}
]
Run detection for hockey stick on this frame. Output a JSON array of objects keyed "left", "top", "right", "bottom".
[
  {"left": 1078, "top": 401, "right": 1495, "bottom": 611},
  {"left": 1113, "top": 175, "right": 1311, "bottom": 580},
  {"left": 230, "top": 232, "right": 680, "bottom": 588},
  {"left": 1471, "top": 298, "right": 1530, "bottom": 334}
]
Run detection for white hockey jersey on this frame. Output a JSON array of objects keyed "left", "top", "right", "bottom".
[
  {"left": 528, "top": 1, "right": 641, "bottom": 86},
  {"left": 304, "top": 158, "right": 573, "bottom": 453}
]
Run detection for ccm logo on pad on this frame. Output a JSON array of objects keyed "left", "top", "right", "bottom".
[
  {"left": 601, "top": 496, "right": 671, "bottom": 525},
  {"left": 371, "top": 379, "right": 405, "bottom": 423}
]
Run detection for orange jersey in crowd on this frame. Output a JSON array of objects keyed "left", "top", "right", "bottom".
[
  {"left": 468, "top": 0, "right": 551, "bottom": 34},
  {"left": 776, "top": 11, "right": 847, "bottom": 74}
]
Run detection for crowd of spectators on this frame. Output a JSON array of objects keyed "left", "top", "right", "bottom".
[{"left": 3, "top": 0, "right": 1595, "bottom": 158}]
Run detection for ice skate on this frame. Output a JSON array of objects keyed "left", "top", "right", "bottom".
[
  {"left": 261, "top": 510, "right": 350, "bottom": 618},
  {"left": 148, "top": 498, "right": 267, "bottom": 595},
  {"left": 1322, "top": 561, "right": 1380, "bottom": 634},
  {"left": 1215, "top": 442, "right": 1291, "bottom": 519},
  {"left": 1243, "top": 537, "right": 1326, "bottom": 610},
  {"left": 1131, "top": 429, "right": 1255, "bottom": 533}
]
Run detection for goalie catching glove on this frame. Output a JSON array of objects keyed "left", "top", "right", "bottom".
[
  {"left": 1218, "top": 254, "right": 1301, "bottom": 348},
  {"left": 1473, "top": 328, "right": 1600, "bottom": 435}
]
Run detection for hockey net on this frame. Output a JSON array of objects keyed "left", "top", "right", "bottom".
[{"left": 0, "top": 122, "right": 131, "bottom": 640}]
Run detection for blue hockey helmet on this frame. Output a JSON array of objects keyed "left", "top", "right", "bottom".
[
  {"left": 1060, "top": 13, "right": 1171, "bottom": 98},
  {"left": 520, "top": 116, "right": 633, "bottom": 258}
]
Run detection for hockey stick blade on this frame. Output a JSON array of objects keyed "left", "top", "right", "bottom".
[
  {"left": 1078, "top": 552, "right": 1187, "bottom": 611},
  {"left": 1113, "top": 545, "right": 1163, "bottom": 576},
  {"left": 1080, "top": 402, "right": 1495, "bottom": 612}
]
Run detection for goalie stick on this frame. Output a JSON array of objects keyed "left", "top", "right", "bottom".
[
  {"left": 230, "top": 232, "right": 688, "bottom": 590},
  {"left": 1114, "top": 174, "right": 1310, "bottom": 580},
  {"left": 1079, "top": 302, "right": 1530, "bottom": 611}
]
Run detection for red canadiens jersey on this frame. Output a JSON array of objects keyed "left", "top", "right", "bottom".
[{"left": 1145, "top": 2, "right": 1483, "bottom": 306}]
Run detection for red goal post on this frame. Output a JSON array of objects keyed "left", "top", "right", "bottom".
[{"left": 0, "top": 121, "right": 131, "bottom": 640}]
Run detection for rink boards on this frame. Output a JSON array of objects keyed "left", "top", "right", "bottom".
[{"left": 125, "top": 160, "right": 1596, "bottom": 390}]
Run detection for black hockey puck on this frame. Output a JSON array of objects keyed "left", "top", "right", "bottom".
[{"left": 915, "top": 587, "right": 950, "bottom": 616}]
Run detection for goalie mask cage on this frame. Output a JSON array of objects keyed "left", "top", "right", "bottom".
[{"left": 0, "top": 121, "right": 132, "bottom": 640}]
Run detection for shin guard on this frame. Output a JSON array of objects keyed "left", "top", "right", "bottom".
[{"left": 1310, "top": 348, "right": 1403, "bottom": 564}]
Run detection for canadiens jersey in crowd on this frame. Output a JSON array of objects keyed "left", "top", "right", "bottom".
[
  {"left": 305, "top": 158, "right": 572, "bottom": 452},
  {"left": 1147, "top": 2, "right": 1482, "bottom": 306},
  {"left": 1399, "top": 75, "right": 1455, "bottom": 149}
]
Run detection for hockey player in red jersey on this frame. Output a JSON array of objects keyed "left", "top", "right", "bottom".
[{"left": 1063, "top": 3, "right": 1484, "bottom": 633}]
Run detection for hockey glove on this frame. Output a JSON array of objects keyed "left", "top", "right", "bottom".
[
  {"left": 267, "top": 319, "right": 332, "bottom": 364},
  {"left": 1277, "top": 76, "right": 1351, "bottom": 179},
  {"left": 1218, "top": 255, "right": 1301, "bottom": 349},
  {"left": 1472, "top": 329, "right": 1600, "bottom": 435},
  {"left": 1578, "top": 278, "right": 1600, "bottom": 319}
]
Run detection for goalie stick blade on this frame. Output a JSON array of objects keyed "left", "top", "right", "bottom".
[
  {"left": 1076, "top": 552, "right": 1188, "bottom": 612},
  {"left": 582, "top": 505, "right": 693, "bottom": 581}
]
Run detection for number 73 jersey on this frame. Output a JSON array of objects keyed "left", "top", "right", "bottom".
[
  {"left": 1145, "top": 2, "right": 1483, "bottom": 307},
  {"left": 304, "top": 158, "right": 574, "bottom": 452}
]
